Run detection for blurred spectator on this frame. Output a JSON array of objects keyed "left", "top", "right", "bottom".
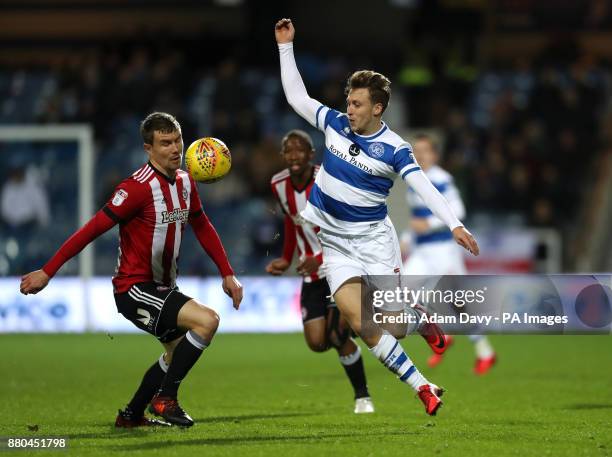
[{"left": 1, "top": 166, "right": 50, "bottom": 233}]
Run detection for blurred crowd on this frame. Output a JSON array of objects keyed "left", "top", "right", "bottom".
[{"left": 0, "top": 35, "right": 610, "bottom": 275}]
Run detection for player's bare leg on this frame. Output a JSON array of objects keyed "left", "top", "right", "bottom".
[
  {"left": 149, "top": 299, "right": 219, "bottom": 427},
  {"left": 303, "top": 315, "right": 372, "bottom": 413},
  {"left": 333, "top": 278, "right": 444, "bottom": 416}
]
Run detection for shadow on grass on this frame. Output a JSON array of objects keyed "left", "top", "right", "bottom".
[
  {"left": 105, "top": 430, "right": 410, "bottom": 450},
  {"left": 192, "top": 412, "right": 316, "bottom": 423},
  {"left": 62, "top": 412, "right": 317, "bottom": 441},
  {"left": 563, "top": 403, "right": 612, "bottom": 410}
]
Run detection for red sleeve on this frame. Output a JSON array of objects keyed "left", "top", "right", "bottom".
[
  {"left": 102, "top": 178, "right": 147, "bottom": 223},
  {"left": 42, "top": 209, "right": 117, "bottom": 277},
  {"left": 188, "top": 180, "right": 233, "bottom": 277},
  {"left": 282, "top": 215, "right": 297, "bottom": 263}
]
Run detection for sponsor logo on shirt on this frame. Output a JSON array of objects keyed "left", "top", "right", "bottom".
[
  {"left": 348, "top": 143, "right": 361, "bottom": 156},
  {"left": 162, "top": 208, "right": 189, "bottom": 224},
  {"left": 328, "top": 144, "right": 373, "bottom": 174},
  {"left": 112, "top": 189, "right": 128, "bottom": 206}
]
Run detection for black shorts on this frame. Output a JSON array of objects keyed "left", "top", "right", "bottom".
[
  {"left": 114, "top": 282, "right": 193, "bottom": 343},
  {"left": 300, "top": 278, "right": 334, "bottom": 323}
]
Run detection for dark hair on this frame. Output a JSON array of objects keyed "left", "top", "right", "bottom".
[
  {"left": 140, "top": 112, "right": 181, "bottom": 145},
  {"left": 344, "top": 70, "right": 391, "bottom": 112},
  {"left": 281, "top": 129, "right": 314, "bottom": 151},
  {"left": 413, "top": 133, "right": 440, "bottom": 153}
]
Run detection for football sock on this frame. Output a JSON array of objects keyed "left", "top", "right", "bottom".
[
  {"left": 158, "top": 330, "right": 208, "bottom": 398},
  {"left": 469, "top": 335, "right": 495, "bottom": 359},
  {"left": 338, "top": 343, "right": 370, "bottom": 399},
  {"left": 369, "top": 332, "right": 428, "bottom": 391},
  {"left": 127, "top": 353, "right": 169, "bottom": 416}
]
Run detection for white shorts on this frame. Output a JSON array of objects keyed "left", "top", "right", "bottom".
[
  {"left": 403, "top": 240, "right": 467, "bottom": 275},
  {"left": 318, "top": 216, "right": 403, "bottom": 300}
]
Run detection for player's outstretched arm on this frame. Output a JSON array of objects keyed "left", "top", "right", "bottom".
[
  {"left": 405, "top": 171, "right": 479, "bottom": 256},
  {"left": 275, "top": 18, "right": 322, "bottom": 128},
  {"left": 19, "top": 209, "right": 117, "bottom": 295}
]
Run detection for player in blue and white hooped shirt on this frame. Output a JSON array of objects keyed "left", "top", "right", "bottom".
[
  {"left": 275, "top": 18, "right": 480, "bottom": 416},
  {"left": 403, "top": 134, "right": 496, "bottom": 375}
]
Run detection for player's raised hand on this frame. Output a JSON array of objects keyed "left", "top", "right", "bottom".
[
  {"left": 452, "top": 226, "right": 480, "bottom": 256},
  {"left": 20, "top": 269, "right": 50, "bottom": 295},
  {"left": 275, "top": 18, "right": 295, "bottom": 44},
  {"left": 266, "top": 258, "right": 290, "bottom": 276},
  {"left": 222, "top": 275, "right": 243, "bottom": 310}
]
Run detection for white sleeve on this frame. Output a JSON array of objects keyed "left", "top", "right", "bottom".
[
  {"left": 426, "top": 180, "right": 465, "bottom": 229},
  {"left": 404, "top": 170, "right": 463, "bottom": 231},
  {"left": 278, "top": 42, "right": 323, "bottom": 128}
]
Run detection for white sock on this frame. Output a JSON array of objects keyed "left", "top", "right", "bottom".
[
  {"left": 369, "top": 332, "right": 427, "bottom": 391},
  {"left": 469, "top": 335, "right": 495, "bottom": 359}
]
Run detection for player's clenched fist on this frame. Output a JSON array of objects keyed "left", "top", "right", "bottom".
[{"left": 275, "top": 18, "right": 295, "bottom": 44}]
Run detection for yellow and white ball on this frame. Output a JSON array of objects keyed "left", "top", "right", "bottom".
[{"left": 184, "top": 137, "right": 231, "bottom": 183}]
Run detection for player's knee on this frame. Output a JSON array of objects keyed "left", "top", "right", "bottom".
[
  {"left": 304, "top": 333, "right": 329, "bottom": 352},
  {"left": 191, "top": 308, "right": 220, "bottom": 339},
  {"left": 307, "top": 339, "right": 329, "bottom": 353}
]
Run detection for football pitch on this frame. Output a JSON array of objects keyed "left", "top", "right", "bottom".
[{"left": 2, "top": 333, "right": 611, "bottom": 456}]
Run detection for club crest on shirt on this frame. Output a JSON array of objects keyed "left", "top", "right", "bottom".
[
  {"left": 349, "top": 143, "right": 361, "bottom": 156},
  {"left": 182, "top": 189, "right": 188, "bottom": 201},
  {"left": 112, "top": 189, "right": 128, "bottom": 206},
  {"left": 368, "top": 142, "right": 385, "bottom": 158}
]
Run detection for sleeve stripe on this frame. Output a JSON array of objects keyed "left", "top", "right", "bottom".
[
  {"left": 399, "top": 163, "right": 419, "bottom": 176},
  {"left": 103, "top": 205, "right": 122, "bottom": 223},
  {"left": 315, "top": 104, "right": 324, "bottom": 130},
  {"left": 401, "top": 166, "right": 421, "bottom": 179}
]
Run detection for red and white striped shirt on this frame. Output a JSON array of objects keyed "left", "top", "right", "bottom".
[
  {"left": 43, "top": 162, "right": 233, "bottom": 294},
  {"left": 271, "top": 165, "right": 324, "bottom": 282}
]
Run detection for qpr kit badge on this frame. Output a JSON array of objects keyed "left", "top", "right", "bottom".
[{"left": 368, "top": 142, "right": 385, "bottom": 158}]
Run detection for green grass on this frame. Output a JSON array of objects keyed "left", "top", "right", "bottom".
[{"left": 1, "top": 333, "right": 611, "bottom": 456}]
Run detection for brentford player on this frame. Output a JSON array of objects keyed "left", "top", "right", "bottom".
[
  {"left": 266, "top": 130, "right": 373, "bottom": 414},
  {"left": 19, "top": 112, "right": 243, "bottom": 428}
]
